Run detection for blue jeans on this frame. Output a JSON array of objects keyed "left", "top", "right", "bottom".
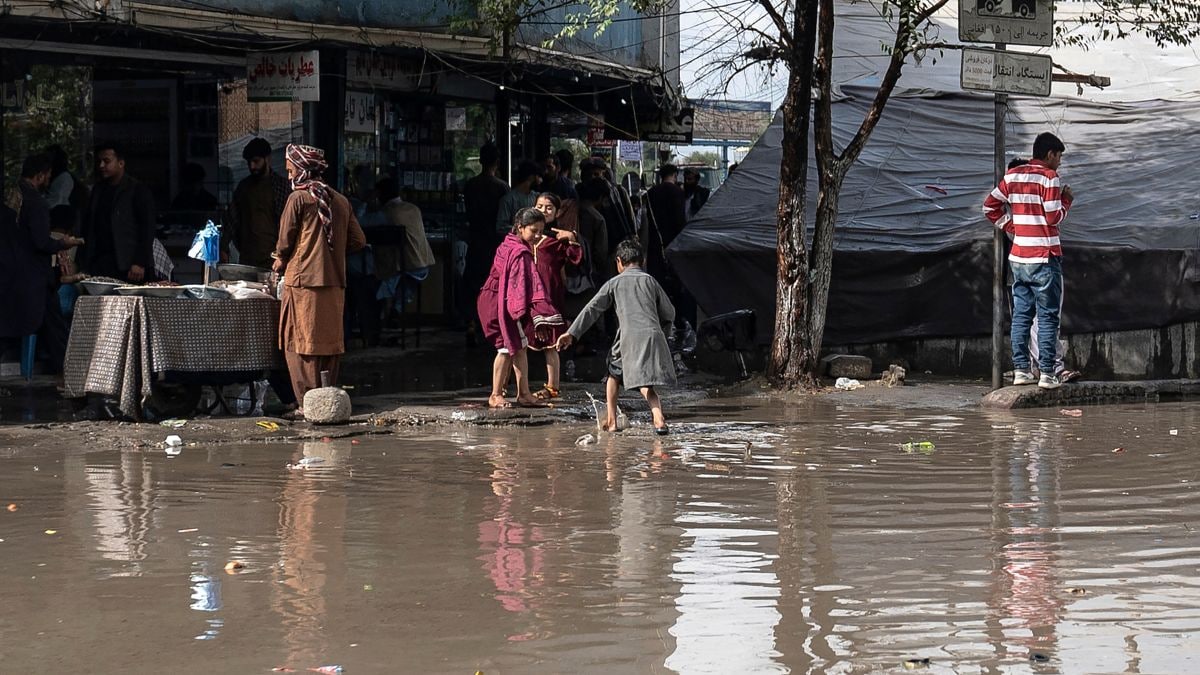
[{"left": 1010, "top": 258, "right": 1062, "bottom": 373}]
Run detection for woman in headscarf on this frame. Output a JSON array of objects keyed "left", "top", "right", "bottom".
[
  {"left": 476, "top": 207, "right": 552, "bottom": 408},
  {"left": 528, "top": 192, "right": 584, "bottom": 400},
  {"left": 273, "top": 144, "right": 367, "bottom": 410}
]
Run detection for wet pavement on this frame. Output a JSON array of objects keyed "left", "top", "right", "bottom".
[{"left": 1, "top": 396, "right": 1198, "bottom": 673}]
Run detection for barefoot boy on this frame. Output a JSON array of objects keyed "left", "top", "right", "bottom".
[{"left": 556, "top": 239, "right": 675, "bottom": 434}]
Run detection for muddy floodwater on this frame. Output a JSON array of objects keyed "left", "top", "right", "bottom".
[{"left": 2, "top": 397, "right": 1199, "bottom": 673}]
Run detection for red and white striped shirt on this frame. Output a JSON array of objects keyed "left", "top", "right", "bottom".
[{"left": 982, "top": 159, "right": 1072, "bottom": 264}]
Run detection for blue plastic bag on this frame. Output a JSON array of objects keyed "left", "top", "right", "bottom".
[{"left": 188, "top": 220, "right": 221, "bottom": 265}]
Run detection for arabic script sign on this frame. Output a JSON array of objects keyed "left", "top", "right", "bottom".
[
  {"left": 641, "top": 108, "right": 695, "bottom": 144},
  {"left": 959, "top": 0, "right": 1053, "bottom": 46},
  {"left": 961, "top": 48, "right": 1052, "bottom": 97},
  {"left": 344, "top": 91, "right": 376, "bottom": 134},
  {"left": 247, "top": 51, "right": 320, "bottom": 102}
]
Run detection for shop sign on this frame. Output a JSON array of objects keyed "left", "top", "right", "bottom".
[
  {"left": 0, "top": 81, "right": 63, "bottom": 114},
  {"left": 344, "top": 91, "right": 377, "bottom": 133},
  {"left": 641, "top": 108, "right": 694, "bottom": 143},
  {"left": 587, "top": 125, "right": 616, "bottom": 147},
  {"left": 618, "top": 141, "right": 642, "bottom": 163},
  {"left": 347, "top": 51, "right": 428, "bottom": 91},
  {"left": 247, "top": 51, "right": 320, "bottom": 102}
]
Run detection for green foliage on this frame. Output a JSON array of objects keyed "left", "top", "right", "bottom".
[
  {"left": 1056, "top": 0, "right": 1200, "bottom": 48},
  {"left": 449, "top": 0, "right": 671, "bottom": 51},
  {"left": 683, "top": 150, "right": 721, "bottom": 167}
]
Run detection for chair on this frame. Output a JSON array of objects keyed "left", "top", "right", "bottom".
[{"left": 19, "top": 334, "right": 36, "bottom": 382}]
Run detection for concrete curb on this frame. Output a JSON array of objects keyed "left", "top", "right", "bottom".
[{"left": 981, "top": 379, "right": 1200, "bottom": 409}]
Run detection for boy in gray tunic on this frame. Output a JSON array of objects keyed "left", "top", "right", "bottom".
[{"left": 557, "top": 239, "right": 676, "bottom": 434}]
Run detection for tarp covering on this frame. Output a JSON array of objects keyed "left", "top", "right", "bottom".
[{"left": 668, "top": 4, "right": 1200, "bottom": 345}]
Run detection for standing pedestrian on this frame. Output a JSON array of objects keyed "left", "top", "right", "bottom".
[
  {"left": 495, "top": 160, "right": 542, "bottom": 234},
  {"left": 529, "top": 193, "right": 584, "bottom": 400},
  {"left": 984, "top": 132, "right": 1074, "bottom": 389},
  {"left": 272, "top": 144, "right": 367, "bottom": 408},
  {"left": 550, "top": 149, "right": 578, "bottom": 200},
  {"left": 0, "top": 154, "right": 84, "bottom": 376},
  {"left": 477, "top": 208, "right": 552, "bottom": 409},
  {"left": 645, "top": 164, "right": 696, "bottom": 349},
  {"left": 682, "top": 168, "right": 710, "bottom": 220},
  {"left": 225, "top": 138, "right": 292, "bottom": 268},
  {"left": 1004, "top": 157, "right": 1080, "bottom": 383},
  {"left": 78, "top": 143, "right": 157, "bottom": 283},
  {"left": 462, "top": 142, "right": 510, "bottom": 344}
]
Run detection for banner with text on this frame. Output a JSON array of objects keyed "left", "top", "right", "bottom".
[{"left": 247, "top": 51, "right": 319, "bottom": 102}]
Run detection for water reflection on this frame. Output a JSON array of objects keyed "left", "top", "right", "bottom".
[
  {"left": 84, "top": 452, "right": 154, "bottom": 575},
  {"left": 987, "top": 418, "right": 1065, "bottom": 664},
  {"left": 270, "top": 441, "right": 346, "bottom": 668},
  {"left": 477, "top": 447, "right": 547, "bottom": 615},
  {"left": 1, "top": 401, "right": 1197, "bottom": 673}
]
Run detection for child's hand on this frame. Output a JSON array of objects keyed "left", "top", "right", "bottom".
[{"left": 555, "top": 334, "right": 574, "bottom": 351}]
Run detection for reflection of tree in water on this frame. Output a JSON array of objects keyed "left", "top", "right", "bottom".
[{"left": 986, "top": 417, "right": 1066, "bottom": 661}]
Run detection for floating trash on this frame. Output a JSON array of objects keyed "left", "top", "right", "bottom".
[{"left": 900, "top": 441, "right": 936, "bottom": 455}]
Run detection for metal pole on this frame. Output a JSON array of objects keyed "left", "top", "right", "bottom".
[{"left": 991, "top": 42, "right": 1008, "bottom": 391}]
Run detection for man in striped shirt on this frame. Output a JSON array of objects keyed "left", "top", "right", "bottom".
[{"left": 983, "top": 132, "right": 1074, "bottom": 389}]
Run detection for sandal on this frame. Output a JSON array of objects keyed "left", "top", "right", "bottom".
[
  {"left": 1059, "top": 369, "right": 1082, "bottom": 383},
  {"left": 533, "top": 385, "right": 560, "bottom": 401}
]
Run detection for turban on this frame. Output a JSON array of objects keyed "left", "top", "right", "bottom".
[{"left": 286, "top": 144, "right": 333, "bottom": 249}]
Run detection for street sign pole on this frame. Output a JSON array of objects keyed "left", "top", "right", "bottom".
[{"left": 992, "top": 43, "right": 1008, "bottom": 391}]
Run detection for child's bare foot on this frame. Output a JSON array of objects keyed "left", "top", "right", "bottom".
[
  {"left": 601, "top": 417, "right": 620, "bottom": 432},
  {"left": 488, "top": 395, "right": 512, "bottom": 409}
]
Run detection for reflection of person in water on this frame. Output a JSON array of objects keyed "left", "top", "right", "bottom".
[
  {"left": 477, "top": 449, "right": 546, "bottom": 614},
  {"left": 986, "top": 418, "right": 1066, "bottom": 660},
  {"left": 269, "top": 442, "right": 344, "bottom": 668}
]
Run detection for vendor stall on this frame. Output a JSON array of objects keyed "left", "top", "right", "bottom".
[{"left": 63, "top": 295, "right": 282, "bottom": 419}]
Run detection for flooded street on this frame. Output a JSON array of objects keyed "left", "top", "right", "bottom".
[{"left": 2, "top": 397, "right": 1199, "bottom": 673}]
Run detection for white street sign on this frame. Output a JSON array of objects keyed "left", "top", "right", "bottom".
[
  {"left": 961, "top": 48, "right": 1052, "bottom": 96},
  {"left": 959, "top": 0, "right": 1053, "bottom": 47}
]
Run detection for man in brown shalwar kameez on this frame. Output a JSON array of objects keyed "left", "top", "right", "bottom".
[{"left": 273, "top": 144, "right": 367, "bottom": 408}]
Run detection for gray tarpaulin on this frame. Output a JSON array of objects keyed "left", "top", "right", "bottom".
[{"left": 667, "top": 90, "right": 1200, "bottom": 344}]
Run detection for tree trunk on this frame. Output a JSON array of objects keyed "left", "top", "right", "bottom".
[
  {"left": 806, "top": 167, "right": 845, "bottom": 363},
  {"left": 766, "top": 0, "right": 820, "bottom": 388}
]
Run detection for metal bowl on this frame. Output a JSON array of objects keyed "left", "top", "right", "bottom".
[
  {"left": 114, "top": 285, "right": 186, "bottom": 298},
  {"left": 80, "top": 280, "right": 123, "bottom": 296},
  {"left": 182, "top": 285, "right": 232, "bottom": 300},
  {"left": 217, "top": 263, "right": 272, "bottom": 282}
]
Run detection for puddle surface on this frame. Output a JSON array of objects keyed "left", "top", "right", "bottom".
[{"left": 1, "top": 399, "right": 1199, "bottom": 673}]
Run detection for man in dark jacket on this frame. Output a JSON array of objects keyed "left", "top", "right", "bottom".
[
  {"left": 0, "top": 154, "right": 83, "bottom": 373},
  {"left": 224, "top": 138, "right": 291, "bottom": 268},
  {"left": 79, "top": 142, "right": 157, "bottom": 282},
  {"left": 682, "top": 168, "right": 711, "bottom": 220}
]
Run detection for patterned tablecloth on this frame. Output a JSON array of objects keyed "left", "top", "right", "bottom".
[{"left": 63, "top": 296, "right": 283, "bottom": 417}]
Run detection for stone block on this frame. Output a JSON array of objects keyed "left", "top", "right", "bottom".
[
  {"left": 821, "top": 354, "right": 872, "bottom": 379},
  {"left": 303, "top": 387, "right": 352, "bottom": 424}
]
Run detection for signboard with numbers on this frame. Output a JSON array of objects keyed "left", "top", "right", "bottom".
[
  {"left": 959, "top": 0, "right": 1053, "bottom": 46},
  {"left": 961, "top": 48, "right": 1052, "bottom": 97}
]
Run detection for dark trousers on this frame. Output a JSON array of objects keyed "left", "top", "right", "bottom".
[
  {"left": 344, "top": 273, "right": 381, "bottom": 347},
  {"left": 38, "top": 288, "right": 70, "bottom": 375}
]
